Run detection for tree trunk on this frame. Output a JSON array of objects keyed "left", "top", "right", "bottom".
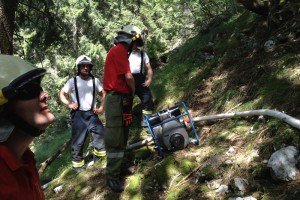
[
  {"left": 236, "top": 0, "right": 274, "bottom": 16},
  {"left": 72, "top": 17, "right": 78, "bottom": 54},
  {"left": 38, "top": 139, "right": 71, "bottom": 174},
  {"left": 237, "top": 0, "right": 299, "bottom": 29},
  {"left": 0, "top": 0, "right": 18, "bottom": 54}
]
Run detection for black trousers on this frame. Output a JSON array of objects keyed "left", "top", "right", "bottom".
[
  {"left": 70, "top": 110, "right": 105, "bottom": 162},
  {"left": 133, "top": 73, "right": 154, "bottom": 111}
]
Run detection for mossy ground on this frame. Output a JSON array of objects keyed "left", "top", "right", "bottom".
[{"left": 38, "top": 10, "right": 300, "bottom": 200}]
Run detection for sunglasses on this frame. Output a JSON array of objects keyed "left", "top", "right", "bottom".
[{"left": 16, "top": 80, "right": 43, "bottom": 100}]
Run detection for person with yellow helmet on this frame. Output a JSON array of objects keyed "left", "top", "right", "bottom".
[
  {"left": 0, "top": 55, "right": 55, "bottom": 199},
  {"left": 59, "top": 55, "right": 106, "bottom": 172},
  {"left": 103, "top": 28, "right": 135, "bottom": 193},
  {"left": 124, "top": 24, "right": 154, "bottom": 126}
]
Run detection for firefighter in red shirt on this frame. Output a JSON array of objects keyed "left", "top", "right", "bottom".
[
  {"left": 103, "top": 29, "right": 135, "bottom": 193},
  {"left": 0, "top": 55, "right": 55, "bottom": 200}
]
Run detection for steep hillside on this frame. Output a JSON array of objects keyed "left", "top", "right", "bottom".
[{"left": 42, "top": 10, "right": 300, "bottom": 200}]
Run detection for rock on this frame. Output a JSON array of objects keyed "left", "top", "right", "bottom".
[
  {"left": 206, "top": 179, "right": 222, "bottom": 189},
  {"left": 53, "top": 185, "right": 63, "bottom": 194},
  {"left": 267, "top": 146, "right": 299, "bottom": 181},
  {"left": 230, "top": 178, "right": 249, "bottom": 195},
  {"left": 226, "top": 146, "right": 235, "bottom": 155},
  {"left": 216, "top": 184, "right": 228, "bottom": 195},
  {"left": 228, "top": 196, "right": 257, "bottom": 200},
  {"left": 264, "top": 40, "right": 276, "bottom": 52}
]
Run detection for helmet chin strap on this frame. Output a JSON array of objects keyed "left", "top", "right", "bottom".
[{"left": 6, "top": 112, "right": 44, "bottom": 137}]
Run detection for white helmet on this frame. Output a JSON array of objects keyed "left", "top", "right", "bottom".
[
  {"left": 121, "top": 24, "right": 142, "bottom": 35},
  {"left": 75, "top": 55, "right": 93, "bottom": 67},
  {"left": 119, "top": 25, "right": 143, "bottom": 42},
  {"left": 114, "top": 24, "right": 145, "bottom": 45}
]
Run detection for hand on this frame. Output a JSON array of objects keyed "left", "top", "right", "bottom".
[
  {"left": 142, "top": 79, "right": 151, "bottom": 87},
  {"left": 68, "top": 102, "right": 78, "bottom": 110},
  {"left": 131, "top": 92, "right": 135, "bottom": 98},
  {"left": 123, "top": 113, "right": 133, "bottom": 126},
  {"left": 122, "top": 95, "right": 133, "bottom": 126},
  {"left": 93, "top": 107, "right": 104, "bottom": 115},
  {"left": 122, "top": 96, "right": 133, "bottom": 109}
]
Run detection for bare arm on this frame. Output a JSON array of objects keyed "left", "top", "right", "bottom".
[
  {"left": 58, "top": 90, "right": 78, "bottom": 110},
  {"left": 143, "top": 62, "right": 153, "bottom": 87},
  {"left": 93, "top": 90, "right": 106, "bottom": 115},
  {"left": 125, "top": 72, "right": 135, "bottom": 97}
]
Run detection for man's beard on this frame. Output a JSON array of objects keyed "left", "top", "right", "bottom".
[{"left": 80, "top": 71, "right": 89, "bottom": 77}]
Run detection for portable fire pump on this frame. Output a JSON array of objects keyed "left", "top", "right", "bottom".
[{"left": 145, "top": 102, "right": 199, "bottom": 157}]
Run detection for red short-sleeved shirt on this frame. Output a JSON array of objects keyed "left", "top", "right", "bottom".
[
  {"left": 103, "top": 43, "right": 131, "bottom": 94},
  {"left": 0, "top": 145, "right": 45, "bottom": 200}
]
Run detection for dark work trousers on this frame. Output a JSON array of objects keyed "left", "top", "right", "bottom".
[
  {"left": 104, "top": 91, "right": 129, "bottom": 180},
  {"left": 132, "top": 73, "right": 154, "bottom": 111},
  {"left": 70, "top": 110, "right": 105, "bottom": 162}
]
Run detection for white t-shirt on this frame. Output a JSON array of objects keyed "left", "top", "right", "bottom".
[
  {"left": 62, "top": 76, "right": 103, "bottom": 111},
  {"left": 129, "top": 50, "right": 150, "bottom": 74}
]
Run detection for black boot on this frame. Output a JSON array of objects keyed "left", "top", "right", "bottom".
[
  {"left": 121, "top": 166, "right": 135, "bottom": 177},
  {"left": 107, "top": 179, "right": 124, "bottom": 193},
  {"left": 72, "top": 165, "right": 86, "bottom": 173},
  {"left": 93, "top": 155, "right": 100, "bottom": 162}
]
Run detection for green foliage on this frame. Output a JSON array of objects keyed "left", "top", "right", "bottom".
[
  {"left": 178, "top": 158, "right": 196, "bottom": 174},
  {"left": 8, "top": 0, "right": 300, "bottom": 199},
  {"left": 127, "top": 175, "right": 142, "bottom": 198},
  {"left": 166, "top": 184, "right": 188, "bottom": 200},
  {"left": 34, "top": 129, "right": 70, "bottom": 164},
  {"left": 134, "top": 146, "right": 153, "bottom": 160},
  {"left": 14, "top": 0, "right": 236, "bottom": 120},
  {"left": 202, "top": 165, "right": 217, "bottom": 180},
  {"left": 34, "top": 128, "right": 71, "bottom": 182}
]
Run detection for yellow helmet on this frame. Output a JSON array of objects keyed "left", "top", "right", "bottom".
[{"left": 0, "top": 55, "right": 46, "bottom": 106}]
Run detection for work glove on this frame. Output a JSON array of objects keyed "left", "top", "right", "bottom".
[
  {"left": 122, "top": 96, "right": 133, "bottom": 126},
  {"left": 122, "top": 113, "right": 132, "bottom": 126}
]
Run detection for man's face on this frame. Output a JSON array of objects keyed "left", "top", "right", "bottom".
[
  {"left": 79, "top": 64, "right": 92, "bottom": 76},
  {"left": 12, "top": 90, "right": 55, "bottom": 131}
]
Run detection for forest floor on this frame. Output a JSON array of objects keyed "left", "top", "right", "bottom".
[{"left": 42, "top": 10, "right": 300, "bottom": 200}]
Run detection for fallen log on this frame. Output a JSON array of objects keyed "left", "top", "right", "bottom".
[{"left": 38, "top": 139, "right": 71, "bottom": 174}]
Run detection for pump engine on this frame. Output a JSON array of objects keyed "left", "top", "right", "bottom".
[{"left": 145, "top": 102, "right": 199, "bottom": 156}]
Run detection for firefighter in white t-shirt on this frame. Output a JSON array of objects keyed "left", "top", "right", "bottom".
[
  {"left": 59, "top": 55, "right": 106, "bottom": 172},
  {"left": 125, "top": 25, "right": 154, "bottom": 126}
]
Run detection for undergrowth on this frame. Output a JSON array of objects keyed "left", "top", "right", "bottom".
[{"left": 34, "top": 9, "right": 300, "bottom": 200}]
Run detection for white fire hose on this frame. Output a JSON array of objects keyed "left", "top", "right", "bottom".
[{"left": 192, "top": 109, "right": 300, "bottom": 130}]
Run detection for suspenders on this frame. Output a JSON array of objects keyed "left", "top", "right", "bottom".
[
  {"left": 130, "top": 50, "right": 144, "bottom": 74},
  {"left": 140, "top": 50, "right": 144, "bottom": 74},
  {"left": 132, "top": 51, "right": 145, "bottom": 85},
  {"left": 73, "top": 75, "right": 96, "bottom": 111}
]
